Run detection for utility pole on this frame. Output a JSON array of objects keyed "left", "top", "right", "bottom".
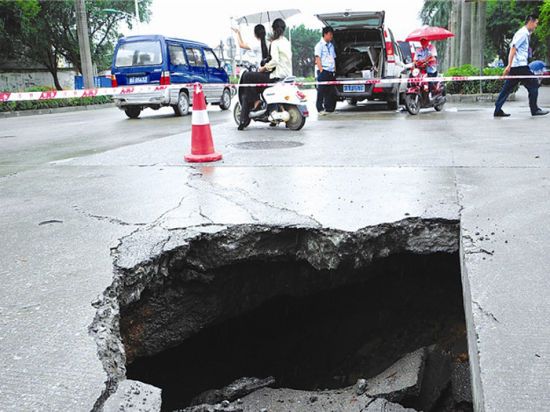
[
  {"left": 134, "top": 0, "right": 141, "bottom": 30},
  {"left": 75, "top": 0, "right": 94, "bottom": 89}
]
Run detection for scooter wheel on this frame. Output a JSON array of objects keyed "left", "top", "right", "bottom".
[
  {"left": 233, "top": 102, "right": 251, "bottom": 128},
  {"left": 284, "top": 106, "right": 306, "bottom": 131},
  {"left": 405, "top": 94, "right": 420, "bottom": 115}
]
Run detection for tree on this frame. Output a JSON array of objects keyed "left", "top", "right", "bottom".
[
  {"left": 486, "top": 0, "right": 545, "bottom": 63},
  {"left": 290, "top": 25, "right": 321, "bottom": 77},
  {"left": 0, "top": 0, "right": 152, "bottom": 90},
  {"left": 537, "top": 0, "right": 550, "bottom": 61},
  {"left": 420, "top": 0, "right": 453, "bottom": 69},
  {"left": 54, "top": 0, "right": 153, "bottom": 74},
  {"left": 420, "top": 0, "right": 452, "bottom": 27}
]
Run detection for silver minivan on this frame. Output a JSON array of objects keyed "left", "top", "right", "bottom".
[{"left": 316, "top": 11, "right": 408, "bottom": 109}]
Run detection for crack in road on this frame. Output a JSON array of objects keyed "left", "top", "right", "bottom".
[
  {"left": 72, "top": 205, "right": 148, "bottom": 227},
  {"left": 185, "top": 175, "right": 323, "bottom": 227},
  {"left": 473, "top": 300, "right": 500, "bottom": 323}
]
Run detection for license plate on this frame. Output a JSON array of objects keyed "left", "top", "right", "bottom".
[
  {"left": 343, "top": 85, "right": 365, "bottom": 93},
  {"left": 128, "top": 76, "right": 148, "bottom": 84}
]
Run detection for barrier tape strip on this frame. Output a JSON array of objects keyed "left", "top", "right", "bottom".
[{"left": 1, "top": 74, "right": 549, "bottom": 103}]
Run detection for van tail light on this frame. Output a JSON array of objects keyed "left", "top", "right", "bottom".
[
  {"left": 385, "top": 41, "right": 395, "bottom": 63},
  {"left": 111, "top": 74, "right": 118, "bottom": 88},
  {"left": 373, "top": 87, "right": 384, "bottom": 93},
  {"left": 384, "top": 30, "right": 395, "bottom": 63},
  {"left": 160, "top": 71, "right": 171, "bottom": 85}
]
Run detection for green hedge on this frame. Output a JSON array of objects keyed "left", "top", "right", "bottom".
[
  {"left": 0, "top": 86, "right": 112, "bottom": 113},
  {"left": 444, "top": 65, "right": 519, "bottom": 95}
]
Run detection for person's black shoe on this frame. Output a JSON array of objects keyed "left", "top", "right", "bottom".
[
  {"left": 532, "top": 109, "right": 549, "bottom": 116},
  {"left": 494, "top": 110, "right": 511, "bottom": 117},
  {"left": 237, "top": 123, "right": 246, "bottom": 131}
]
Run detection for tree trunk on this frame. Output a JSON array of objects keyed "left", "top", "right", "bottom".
[
  {"left": 450, "top": 0, "right": 461, "bottom": 67},
  {"left": 460, "top": 0, "right": 472, "bottom": 65},
  {"left": 42, "top": 49, "right": 63, "bottom": 91},
  {"left": 470, "top": 0, "right": 481, "bottom": 67},
  {"left": 49, "top": 68, "right": 63, "bottom": 91},
  {"left": 478, "top": 0, "right": 486, "bottom": 68}
]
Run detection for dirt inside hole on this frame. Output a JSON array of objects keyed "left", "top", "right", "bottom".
[{"left": 124, "top": 252, "right": 467, "bottom": 411}]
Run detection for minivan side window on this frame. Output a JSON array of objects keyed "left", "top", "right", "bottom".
[
  {"left": 204, "top": 49, "right": 220, "bottom": 68},
  {"left": 185, "top": 48, "right": 205, "bottom": 67},
  {"left": 169, "top": 44, "right": 186, "bottom": 66}
]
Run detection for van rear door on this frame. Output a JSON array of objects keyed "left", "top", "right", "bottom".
[
  {"left": 316, "top": 11, "right": 385, "bottom": 30},
  {"left": 113, "top": 39, "right": 164, "bottom": 85}
]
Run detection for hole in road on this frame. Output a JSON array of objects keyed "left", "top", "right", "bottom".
[{"left": 105, "top": 222, "right": 472, "bottom": 411}]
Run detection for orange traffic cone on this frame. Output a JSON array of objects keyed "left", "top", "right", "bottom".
[{"left": 184, "top": 83, "right": 223, "bottom": 163}]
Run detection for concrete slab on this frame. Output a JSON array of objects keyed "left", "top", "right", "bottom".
[{"left": 457, "top": 168, "right": 550, "bottom": 411}]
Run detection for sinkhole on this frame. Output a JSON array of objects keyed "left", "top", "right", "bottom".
[{"left": 92, "top": 220, "right": 471, "bottom": 412}]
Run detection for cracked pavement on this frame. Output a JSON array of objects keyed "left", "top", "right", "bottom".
[{"left": 1, "top": 87, "right": 550, "bottom": 411}]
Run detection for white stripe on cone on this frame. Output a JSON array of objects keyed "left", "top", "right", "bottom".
[{"left": 192, "top": 109, "right": 210, "bottom": 126}]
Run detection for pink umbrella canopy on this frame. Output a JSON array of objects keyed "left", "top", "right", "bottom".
[{"left": 405, "top": 26, "right": 454, "bottom": 42}]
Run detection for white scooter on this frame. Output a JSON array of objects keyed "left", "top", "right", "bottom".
[{"left": 233, "top": 74, "right": 309, "bottom": 131}]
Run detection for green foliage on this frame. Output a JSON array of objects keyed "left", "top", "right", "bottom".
[
  {"left": 444, "top": 64, "right": 519, "bottom": 94},
  {"left": 290, "top": 25, "right": 321, "bottom": 77},
  {"left": 0, "top": 0, "right": 152, "bottom": 89},
  {"left": 419, "top": 1, "right": 453, "bottom": 69},
  {"left": 420, "top": 0, "right": 452, "bottom": 28},
  {"left": 538, "top": 0, "right": 550, "bottom": 60},
  {"left": 0, "top": 86, "right": 112, "bottom": 112},
  {"left": 486, "top": 0, "right": 546, "bottom": 62}
]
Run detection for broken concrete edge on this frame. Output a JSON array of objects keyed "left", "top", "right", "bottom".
[
  {"left": 459, "top": 229, "right": 486, "bottom": 412},
  {"left": 88, "top": 217, "right": 460, "bottom": 411},
  {"left": 365, "top": 347, "right": 426, "bottom": 402},
  {"left": 102, "top": 379, "right": 162, "bottom": 412}
]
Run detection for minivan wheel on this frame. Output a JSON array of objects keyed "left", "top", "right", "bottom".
[
  {"left": 219, "top": 88, "right": 232, "bottom": 111},
  {"left": 124, "top": 106, "right": 141, "bottom": 119},
  {"left": 173, "top": 91, "right": 190, "bottom": 117}
]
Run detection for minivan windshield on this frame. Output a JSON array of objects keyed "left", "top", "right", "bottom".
[{"left": 115, "top": 41, "right": 163, "bottom": 67}]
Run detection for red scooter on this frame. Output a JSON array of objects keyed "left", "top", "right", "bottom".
[{"left": 404, "top": 60, "right": 446, "bottom": 115}]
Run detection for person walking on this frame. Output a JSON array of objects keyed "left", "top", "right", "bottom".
[
  {"left": 315, "top": 26, "right": 337, "bottom": 115},
  {"left": 494, "top": 15, "right": 549, "bottom": 117}
]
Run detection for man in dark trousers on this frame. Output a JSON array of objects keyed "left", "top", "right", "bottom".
[
  {"left": 315, "top": 26, "right": 337, "bottom": 115},
  {"left": 494, "top": 15, "right": 548, "bottom": 117}
]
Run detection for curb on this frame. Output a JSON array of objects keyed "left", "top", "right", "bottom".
[
  {"left": 446, "top": 93, "right": 516, "bottom": 103},
  {"left": 0, "top": 103, "right": 116, "bottom": 119}
]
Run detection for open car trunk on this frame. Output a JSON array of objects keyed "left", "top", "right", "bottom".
[{"left": 334, "top": 29, "right": 384, "bottom": 79}]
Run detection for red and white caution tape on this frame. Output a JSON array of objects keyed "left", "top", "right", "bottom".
[{"left": 1, "top": 75, "right": 549, "bottom": 103}]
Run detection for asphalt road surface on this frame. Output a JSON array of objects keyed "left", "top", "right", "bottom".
[{"left": 1, "top": 86, "right": 550, "bottom": 411}]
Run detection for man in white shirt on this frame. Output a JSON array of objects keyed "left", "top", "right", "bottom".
[
  {"left": 494, "top": 15, "right": 548, "bottom": 117},
  {"left": 315, "top": 26, "right": 337, "bottom": 114}
]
